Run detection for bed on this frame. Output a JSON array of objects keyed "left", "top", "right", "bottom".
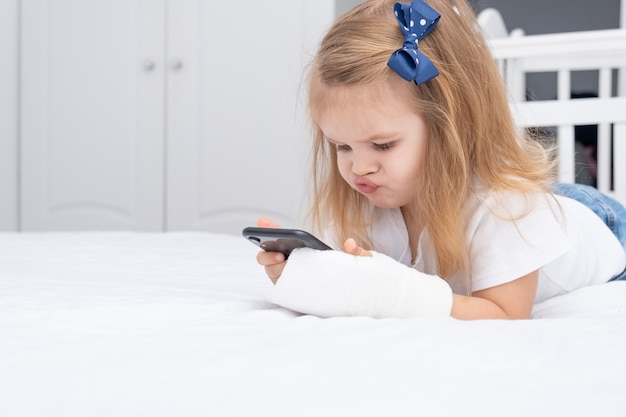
[{"left": 1, "top": 231, "right": 626, "bottom": 416}]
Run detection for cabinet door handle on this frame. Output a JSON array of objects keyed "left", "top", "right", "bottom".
[
  {"left": 171, "top": 59, "right": 183, "bottom": 71},
  {"left": 143, "top": 60, "right": 156, "bottom": 72}
]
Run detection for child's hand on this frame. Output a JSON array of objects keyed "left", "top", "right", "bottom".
[
  {"left": 255, "top": 217, "right": 287, "bottom": 284},
  {"left": 256, "top": 218, "right": 371, "bottom": 284},
  {"left": 343, "top": 238, "right": 372, "bottom": 257}
]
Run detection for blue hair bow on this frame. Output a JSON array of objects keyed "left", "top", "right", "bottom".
[{"left": 387, "top": 0, "right": 440, "bottom": 85}]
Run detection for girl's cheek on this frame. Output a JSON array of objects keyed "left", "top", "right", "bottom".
[{"left": 337, "top": 166, "right": 352, "bottom": 185}]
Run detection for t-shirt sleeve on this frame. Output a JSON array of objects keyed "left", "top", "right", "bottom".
[{"left": 467, "top": 193, "right": 571, "bottom": 293}]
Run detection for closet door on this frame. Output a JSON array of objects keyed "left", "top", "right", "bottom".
[
  {"left": 166, "top": 0, "right": 335, "bottom": 234},
  {"left": 20, "top": 0, "right": 165, "bottom": 230}
]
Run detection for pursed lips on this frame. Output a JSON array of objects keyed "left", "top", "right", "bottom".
[{"left": 353, "top": 177, "right": 379, "bottom": 194}]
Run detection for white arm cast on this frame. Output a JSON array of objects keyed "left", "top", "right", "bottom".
[{"left": 268, "top": 248, "right": 453, "bottom": 318}]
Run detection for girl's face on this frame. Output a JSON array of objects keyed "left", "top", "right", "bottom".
[{"left": 316, "top": 77, "right": 428, "bottom": 209}]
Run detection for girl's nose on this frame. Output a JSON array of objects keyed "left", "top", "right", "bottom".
[{"left": 351, "top": 154, "right": 379, "bottom": 176}]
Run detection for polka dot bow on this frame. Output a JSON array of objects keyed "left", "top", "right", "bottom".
[{"left": 387, "top": 0, "right": 441, "bottom": 85}]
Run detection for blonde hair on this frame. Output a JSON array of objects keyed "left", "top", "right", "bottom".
[{"left": 306, "top": 0, "right": 555, "bottom": 279}]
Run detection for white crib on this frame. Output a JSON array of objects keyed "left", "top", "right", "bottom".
[{"left": 481, "top": 10, "right": 626, "bottom": 206}]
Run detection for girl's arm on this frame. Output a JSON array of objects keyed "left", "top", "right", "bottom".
[
  {"left": 343, "top": 240, "right": 540, "bottom": 320},
  {"left": 258, "top": 225, "right": 539, "bottom": 320},
  {"left": 451, "top": 271, "right": 539, "bottom": 320}
]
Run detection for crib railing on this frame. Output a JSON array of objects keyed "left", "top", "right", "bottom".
[{"left": 487, "top": 29, "right": 626, "bottom": 206}]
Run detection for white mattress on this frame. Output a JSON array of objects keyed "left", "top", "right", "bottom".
[{"left": 1, "top": 232, "right": 625, "bottom": 416}]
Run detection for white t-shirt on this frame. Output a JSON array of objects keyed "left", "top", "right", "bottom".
[{"left": 368, "top": 189, "right": 626, "bottom": 304}]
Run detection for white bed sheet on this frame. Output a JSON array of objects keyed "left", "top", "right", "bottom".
[{"left": 1, "top": 232, "right": 625, "bottom": 417}]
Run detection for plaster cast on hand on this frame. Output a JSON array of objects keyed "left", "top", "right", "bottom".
[{"left": 268, "top": 248, "right": 452, "bottom": 318}]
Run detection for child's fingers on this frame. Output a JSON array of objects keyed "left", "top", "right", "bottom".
[
  {"left": 343, "top": 238, "right": 373, "bottom": 257},
  {"left": 256, "top": 250, "right": 285, "bottom": 266},
  {"left": 256, "top": 217, "right": 281, "bottom": 228},
  {"left": 256, "top": 250, "right": 286, "bottom": 284}
]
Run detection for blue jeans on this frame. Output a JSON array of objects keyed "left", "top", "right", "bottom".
[{"left": 552, "top": 183, "right": 626, "bottom": 281}]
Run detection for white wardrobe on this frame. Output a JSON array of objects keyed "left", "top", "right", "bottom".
[{"left": 0, "top": 0, "right": 334, "bottom": 233}]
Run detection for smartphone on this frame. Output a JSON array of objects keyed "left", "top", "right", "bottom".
[{"left": 242, "top": 226, "right": 332, "bottom": 258}]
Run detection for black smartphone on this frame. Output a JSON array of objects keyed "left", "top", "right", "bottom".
[{"left": 242, "top": 227, "right": 332, "bottom": 258}]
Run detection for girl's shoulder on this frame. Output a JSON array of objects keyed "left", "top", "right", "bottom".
[{"left": 465, "top": 183, "right": 557, "bottom": 226}]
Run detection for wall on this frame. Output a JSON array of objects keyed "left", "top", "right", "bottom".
[
  {"left": 336, "top": 0, "right": 362, "bottom": 17},
  {"left": 337, "top": 0, "right": 621, "bottom": 32},
  {"left": 473, "top": 0, "right": 620, "bottom": 34},
  {"left": 0, "top": 0, "right": 18, "bottom": 231}
]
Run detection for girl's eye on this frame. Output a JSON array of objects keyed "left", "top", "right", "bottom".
[
  {"left": 336, "top": 144, "right": 351, "bottom": 152},
  {"left": 373, "top": 142, "right": 394, "bottom": 151}
]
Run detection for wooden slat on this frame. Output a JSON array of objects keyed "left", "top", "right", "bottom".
[
  {"left": 614, "top": 123, "right": 626, "bottom": 203},
  {"left": 597, "top": 68, "right": 612, "bottom": 193},
  {"left": 488, "top": 29, "right": 626, "bottom": 60},
  {"left": 510, "top": 97, "right": 626, "bottom": 127},
  {"left": 557, "top": 126, "right": 576, "bottom": 183}
]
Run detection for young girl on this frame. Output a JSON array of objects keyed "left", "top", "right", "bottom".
[{"left": 255, "top": 0, "right": 626, "bottom": 320}]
